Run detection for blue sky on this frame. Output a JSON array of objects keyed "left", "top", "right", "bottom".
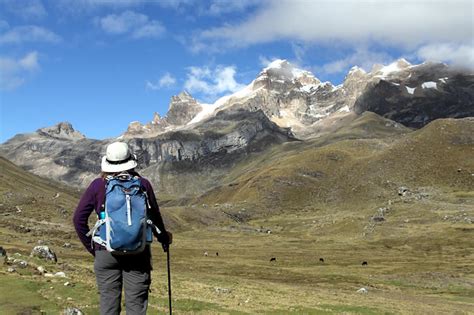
[{"left": 0, "top": 0, "right": 472, "bottom": 142}]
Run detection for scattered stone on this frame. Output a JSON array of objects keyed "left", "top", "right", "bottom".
[
  {"left": 53, "top": 192, "right": 60, "bottom": 199},
  {"left": 37, "top": 266, "right": 46, "bottom": 274},
  {"left": 31, "top": 246, "right": 57, "bottom": 263},
  {"left": 63, "top": 307, "right": 84, "bottom": 315},
  {"left": 17, "top": 225, "right": 31, "bottom": 233},
  {"left": 64, "top": 281, "right": 71, "bottom": 286},
  {"left": 215, "top": 287, "right": 232, "bottom": 294},
  {"left": 37, "top": 240, "right": 44, "bottom": 245},
  {"left": 398, "top": 186, "right": 409, "bottom": 196},
  {"left": 67, "top": 297, "right": 73, "bottom": 301},
  {"left": 371, "top": 216, "right": 385, "bottom": 222},
  {"left": 13, "top": 259, "right": 28, "bottom": 268},
  {"left": 7, "top": 267, "right": 16, "bottom": 272},
  {"left": 62, "top": 243, "right": 72, "bottom": 248},
  {"left": 55, "top": 271, "right": 66, "bottom": 278},
  {"left": 357, "top": 287, "right": 368, "bottom": 294},
  {"left": 15, "top": 206, "right": 22, "bottom": 213}
]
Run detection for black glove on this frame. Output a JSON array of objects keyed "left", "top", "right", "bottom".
[{"left": 158, "top": 231, "right": 172, "bottom": 252}]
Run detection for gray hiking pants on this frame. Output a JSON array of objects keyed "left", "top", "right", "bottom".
[{"left": 94, "top": 248, "right": 152, "bottom": 315}]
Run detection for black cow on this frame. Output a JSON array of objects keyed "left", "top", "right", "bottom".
[
  {"left": 319, "top": 258, "right": 324, "bottom": 263},
  {"left": 362, "top": 261, "right": 368, "bottom": 266},
  {"left": 270, "top": 257, "right": 276, "bottom": 262}
]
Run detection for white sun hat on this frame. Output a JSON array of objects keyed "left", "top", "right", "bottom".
[{"left": 101, "top": 142, "right": 138, "bottom": 173}]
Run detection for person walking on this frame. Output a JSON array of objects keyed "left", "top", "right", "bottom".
[{"left": 73, "top": 142, "right": 172, "bottom": 314}]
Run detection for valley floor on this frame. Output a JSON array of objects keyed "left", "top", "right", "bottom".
[{"left": 1, "top": 195, "right": 473, "bottom": 315}]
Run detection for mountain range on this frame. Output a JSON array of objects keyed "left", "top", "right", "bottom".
[{"left": 1, "top": 59, "right": 473, "bottom": 198}]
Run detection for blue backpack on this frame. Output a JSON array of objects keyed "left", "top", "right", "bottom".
[{"left": 87, "top": 174, "right": 160, "bottom": 254}]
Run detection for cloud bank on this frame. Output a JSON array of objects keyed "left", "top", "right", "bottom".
[{"left": 193, "top": 0, "right": 474, "bottom": 70}]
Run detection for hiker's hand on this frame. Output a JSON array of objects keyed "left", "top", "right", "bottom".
[{"left": 160, "top": 231, "right": 172, "bottom": 252}]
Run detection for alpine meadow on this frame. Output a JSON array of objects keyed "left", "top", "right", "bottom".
[{"left": 1, "top": 1, "right": 474, "bottom": 314}]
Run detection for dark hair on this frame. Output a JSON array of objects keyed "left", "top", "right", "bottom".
[{"left": 100, "top": 169, "right": 140, "bottom": 179}]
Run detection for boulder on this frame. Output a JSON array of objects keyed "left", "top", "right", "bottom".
[{"left": 31, "top": 246, "right": 57, "bottom": 263}]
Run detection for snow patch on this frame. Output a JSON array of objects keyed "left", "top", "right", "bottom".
[
  {"left": 187, "top": 83, "right": 260, "bottom": 125},
  {"left": 421, "top": 81, "right": 437, "bottom": 89},
  {"left": 406, "top": 86, "right": 415, "bottom": 94}
]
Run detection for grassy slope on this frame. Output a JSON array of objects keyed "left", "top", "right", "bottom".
[{"left": 1, "top": 114, "right": 473, "bottom": 314}]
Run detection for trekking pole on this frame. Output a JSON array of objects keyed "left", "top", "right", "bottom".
[{"left": 166, "top": 247, "right": 172, "bottom": 315}]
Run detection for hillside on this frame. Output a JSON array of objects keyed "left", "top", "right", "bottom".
[{"left": 1, "top": 115, "right": 474, "bottom": 313}]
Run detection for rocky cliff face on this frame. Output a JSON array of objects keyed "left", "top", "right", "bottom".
[
  {"left": 354, "top": 68, "right": 474, "bottom": 127},
  {"left": 0, "top": 110, "right": 293, "bottom": 189},
  {"left": 37, "top": 122, "right": 85, "bottom": 140},
  {"left": 124, "top": 91, "right": 202, "bottom": 138}
]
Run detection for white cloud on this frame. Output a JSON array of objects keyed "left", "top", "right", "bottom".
[
  {"left": 98, "top": 10, "right": 165, "bottom": 39},
  {"left": 0, "top": 51, "right": 40, "bottom": 90},
  {"left": 417, "top": 43, "right": 474, "bottom": 70},
  {"left": 159, "top": 73, "right": 176, "bottom": 87},
  {"left": 146, "top": 72, "right": 177, "bottom": 90},
  {"left": 184, "top": 65, "right": 245, "bottom": 99},
  {"left": 0, "top": 25, "right": 61, "bottom": 45},
  {"left": 196, "top": 0, "right": 473, "bottom": 49}
]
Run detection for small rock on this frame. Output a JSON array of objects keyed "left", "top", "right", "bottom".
[
  {"left": 62, "top": 243, "right": 72, "bottom": 248},
  {"left": 37, "top": 266, "right": 46, "bottom": 274},
  {"left": 17, "top": 260, "right": 28, "bottom": 268},
  {"left": 66, "top": 297, "right": 73, "bottom": 301},
  {"left": 55, "top": 271, "right": 66, "bottom": 278},
  {"left": 63, "top": 307, "right": 83, "bottom": 315},
  {"left": 372, "top": 216, "right": 385, "bottom": 222},
  {"left": 7, "top": 267, "right": 16, "bottom": 273},
  {"left": 215, "top": 287, "right": 232, "bottom": 294},
  {"left": 31, "top": 245, "right": 57, "bottom": 263},
  {"left": 398, "top": 187, "right": 409, "bottom": 196},
  {"left": 357, "top": 287, "right": 368, "bottom": 294}
]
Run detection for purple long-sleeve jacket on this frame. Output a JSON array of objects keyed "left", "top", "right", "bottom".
[{"left": 73, "top": 177, "right": 168, "bottom": 256}]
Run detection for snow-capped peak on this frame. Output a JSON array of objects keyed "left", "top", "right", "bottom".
[
  {"left": 348, "top": 66, "right": 366, "bottom": 75},
  {"left": 259, "top": 59, "right": 320, "bottom": 85},
  {"left": 374, "top": 58, "right": 412, "bottom": 79}
]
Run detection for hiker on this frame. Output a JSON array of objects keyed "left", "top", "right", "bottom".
[{"left": 73, "top": 142, "right": 172, "bottom": 315}]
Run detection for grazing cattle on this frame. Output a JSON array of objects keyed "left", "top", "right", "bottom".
[
  {"left": 216, "top": 252, "right": 219, "bottom": 257},
  {"left": 319, "top": 258, "right": 324, "bottom": 263},
  {"left": 270, "top": 257, "right": 276, "bottom": 262},
  {"left": 362, "top": 261, "right": 368, "bottom": 266},
  {"left": 204, "top": 251, "right": 208, "bottom": 257}
]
